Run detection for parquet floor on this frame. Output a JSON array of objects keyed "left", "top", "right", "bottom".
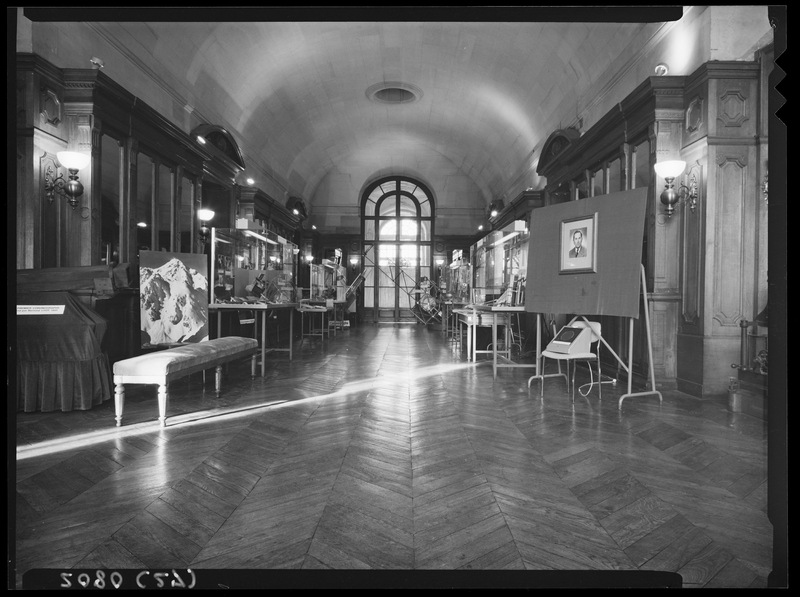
[{"left": 12, "top": 323, "right": 773, "bottom": 588}]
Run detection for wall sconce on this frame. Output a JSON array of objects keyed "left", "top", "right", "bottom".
[
  {"left": 762, "top": 174, "right": 768, "bottom": 204},
  {"left": 488, "top": 199, "right": 505, "bottom": 218},
  {"left": 44, "top": 151, "right": 90, "bottom": 208},
  {"left": 654, "top": 160, "right": 698, "bottom": 218},
  {"left": 349, "top": 257, "right": 359, "bottom": 271},
  {"left": 286, "top": 197, "right": 308, "bottom": 219},
  {"left": 198, "top": 208, "right": 215, "bottom": 243}
]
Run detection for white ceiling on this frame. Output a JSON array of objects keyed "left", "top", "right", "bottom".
[{"left": 86, "top": 9, "right": 678, "bottom": 209}]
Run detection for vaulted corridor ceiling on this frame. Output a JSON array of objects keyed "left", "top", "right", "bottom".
[{"left": 24, "top": 7, "right": 685, "bottom": 210}]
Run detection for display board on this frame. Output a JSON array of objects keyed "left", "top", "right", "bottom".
[
  {"left": 524, "top": 188, "right": 647, "bottom": 318},
  {"left": 139, "top": 251, "right": 209, "bottom": 346}
]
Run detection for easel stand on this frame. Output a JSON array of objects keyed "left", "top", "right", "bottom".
[
  {"left": 527, "top": 265, "right": 662, "bottom": 409},
  {"left": 618, "top": 264, "right": 662, "bottom": 407}
]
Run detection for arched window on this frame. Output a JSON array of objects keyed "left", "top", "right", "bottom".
[{"left": 361, "top": 177, "right": 435, "bottom": 323}]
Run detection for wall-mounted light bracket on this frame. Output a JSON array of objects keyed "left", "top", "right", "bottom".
[
  {"left": 44, "top": 151, "right": 90, "bottom": 208},
  {"left": 198, "top": 208, "right": 215, "bottom": 243},
  {"left": 654, "top": 160, "right": 698, "bottom": 218}
]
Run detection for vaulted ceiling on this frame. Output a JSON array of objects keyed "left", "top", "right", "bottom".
[{"left": 29, "top": 7, "right": 684, "bottom": 212}]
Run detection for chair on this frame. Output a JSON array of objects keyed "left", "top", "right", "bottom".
[{"left": 540, "top": 319, "right": 602, "bottom": 402}]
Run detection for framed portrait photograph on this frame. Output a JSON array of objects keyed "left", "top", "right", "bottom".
[{"left": 559, "top": 213, "right": 597, "bottom": 274}]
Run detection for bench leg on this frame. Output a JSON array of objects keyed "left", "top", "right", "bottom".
[
  {"left": 251, "top": 354, "right": 257, "bottom": 378},
  {"left": 114, "top": 384, "right": 125, "bottom": 427},
  {"left": 215, "top": 365, "right": 222, "bottom": 396},
  {"left": 158, "top": 384, "right": 168, "bottom": 427}
]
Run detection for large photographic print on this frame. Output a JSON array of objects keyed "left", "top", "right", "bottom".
[
  {"left": 559, "top": 213, "right": 597, "bottom": 274},
  {"left": 139, "top": 251, "right": 209, "bottom": 346}
]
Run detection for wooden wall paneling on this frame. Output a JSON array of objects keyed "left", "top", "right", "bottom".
[
  {"left": 680, "top": 155, "right": 705, "bottom": 330},
  {"left": 710, "top": 149, "right": 755, "bottom": 333}
]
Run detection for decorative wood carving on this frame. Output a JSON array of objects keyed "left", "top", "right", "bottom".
[
  {"left": 685, "top": 96, "right": 703, "bottom": 133},
  {"left": 40, "top": 87, "right": 61, "bottom": 126},
  {"left": 719, "top": 90, "right": 748, "bottom": 127},
  {"left": 681, "top": 162, "right": 703, "bottom": 326},
  {"left": 536, "top": 128, "right": 580, "bottom": 177},
  {"left": 712, "top": 155, "right": 748, "bottom": 329}
]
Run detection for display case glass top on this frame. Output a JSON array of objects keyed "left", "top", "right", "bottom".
[
  {"left": 309, "top": 258, "right": 347, "bottom": 302},
  {"left": 210, "top": 226, "right": 298, "bottom": 304},
  {"left": 442, "top": 249, "right": 471, "bottom": 304},
  {"left": 470, "top": 221, "right": 529, "bottom": 306}
]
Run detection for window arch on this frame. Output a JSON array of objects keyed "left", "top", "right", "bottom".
[{"left": 361, "top": 176, "right": 435, "bottom": 322}]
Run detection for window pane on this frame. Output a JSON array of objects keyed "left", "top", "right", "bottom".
[
  {"left": 575, "top": 177, "right": 588, "bottom": 200},
  {"left": 136, "top": 153, "right": 154, "bottom": 252},
  {"left": 419, "top": 244, "right": 430, "bottom": 269},
  {"left": 591, "top": 168, "right": 603, "bottom": 196},
  {"left": 399, "top": 196, "right": 418, "bottom": 217},
  {"left": 419, "top": 199, "right": 431, "bottom": 217},
  {"left": 378, "top": 196, "right": 397, "bottom": 217},
  {"left": 399, "top": 180, "right": 417, "bottom": 194},
  {"left": 364, "top": 198, "right": 376, "bottom": 216},
  {"left": 608, "top": 157, "right": 621, "bottom": 193},
  {"left": 633, "top": 139, "right": 650, "bottom": 189},
  {"left": 157, "top": 164, "right": 173, "bottom": 251},
  {"left": 379, "top": 219, "right": 397, "bottom": 240},
  {"left": 399, "top": 244, "right": 418, "bottom": 267},
  {"left": 364, "top": 219, "right": 375, "bottom": 240},
  {"left": 398, "top": 218, "right": 417, "bottom": 241},
  {"left": 363, "top": 245, "right": 375, "bottom": 287},
  {"left": 419, "top": 220, "right": 431, "bottom": 242},
  {"left": 178, "top": 175, "right": 193, "bottom": 253},
  {"left": 100, "top": 134, "right": 121, "bottom": 266},
  {"left": 379, "top": 244, "right": 396, "bottom": 268}
]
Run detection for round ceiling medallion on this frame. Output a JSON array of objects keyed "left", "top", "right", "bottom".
[{"left": 366, "top": 82, "right": 423, "bottom": 104}]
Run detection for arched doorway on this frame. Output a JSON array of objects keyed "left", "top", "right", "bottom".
[{"left": 361, "top": 177, "right": 434, "bottom": 323}]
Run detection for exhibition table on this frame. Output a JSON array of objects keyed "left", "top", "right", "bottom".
[
  {"left": 296, "top": 304, "right": 331, "bottom": 343},
  {"left": 209, "top": 302, "right": 297, "bottom": 376},
  {"left": 455, "top": 304, "right": 538, "bottom": 379}
]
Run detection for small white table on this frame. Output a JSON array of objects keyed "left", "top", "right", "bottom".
[{"left": 460, "top": 304, "right": 538, "bottom": 379}]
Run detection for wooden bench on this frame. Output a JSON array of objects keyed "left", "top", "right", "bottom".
[{"left": 112, "top": 336, "right": 258, "bottom": 427}]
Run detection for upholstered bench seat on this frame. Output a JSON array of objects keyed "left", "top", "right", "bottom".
[{"left": 113, "top": 336, "right": 258, "bottom": 427}]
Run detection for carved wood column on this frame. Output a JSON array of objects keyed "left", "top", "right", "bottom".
[{"left": 678, "top": 61, "right": 761, "bottom": 396}]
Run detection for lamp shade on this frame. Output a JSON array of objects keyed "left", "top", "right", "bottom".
[
  {"left": 197, "top": 208, "right": 215, "bottom": 222},
  {"left": 56, "top": 151, "right": 90, "bottom": 171},
  {"left": 654, "top": 160, "right": 686, "bottom": 179}
]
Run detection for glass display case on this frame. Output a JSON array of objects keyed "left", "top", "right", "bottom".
[
  {"left": 470, "top": 221, "right": 529, "bottom": 305},
  {"left": 309, "top": 258, "right": 347, "bottom": 302},
  {"left": 210, "top": 225, "right": 298, "bottom": 304},
  {"left": 442, "top": 249, "right": 471, "bottom": 304}
]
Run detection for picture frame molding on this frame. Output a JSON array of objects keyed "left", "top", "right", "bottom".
[{"left": 559, "top": 212, "right": 598, "bottom": 274}]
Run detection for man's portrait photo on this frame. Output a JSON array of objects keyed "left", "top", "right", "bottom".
[{"left": 568, "top": 228, "right": 588, "bottom": 259}]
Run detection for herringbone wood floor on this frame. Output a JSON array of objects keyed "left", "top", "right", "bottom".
[{"left": 13, "top": 323, "right": 771, "bottom": 588}]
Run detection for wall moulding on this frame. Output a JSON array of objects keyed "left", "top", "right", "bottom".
[
  {"left": 39, "top": 86, "right": 61, "bottom": 126},
  {"left": 685, "top": 96, "right": 704, "bottom": 133}
]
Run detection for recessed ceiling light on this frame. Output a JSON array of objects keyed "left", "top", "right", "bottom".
[{"left": 366, "top": 81, "right": 423, "bottom": 104}]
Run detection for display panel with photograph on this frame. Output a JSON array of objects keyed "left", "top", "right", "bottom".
[{"left": 139, "top": 251, "right": 209, "bottom": 346}]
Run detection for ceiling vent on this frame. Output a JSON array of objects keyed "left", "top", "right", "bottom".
[{"left": 366, "top": 82, "right": 422, "bottom": 104}]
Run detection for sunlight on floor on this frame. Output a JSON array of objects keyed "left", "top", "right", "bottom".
[{"left": 17, "top": 361, "right": 480, "bottom": 461}]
